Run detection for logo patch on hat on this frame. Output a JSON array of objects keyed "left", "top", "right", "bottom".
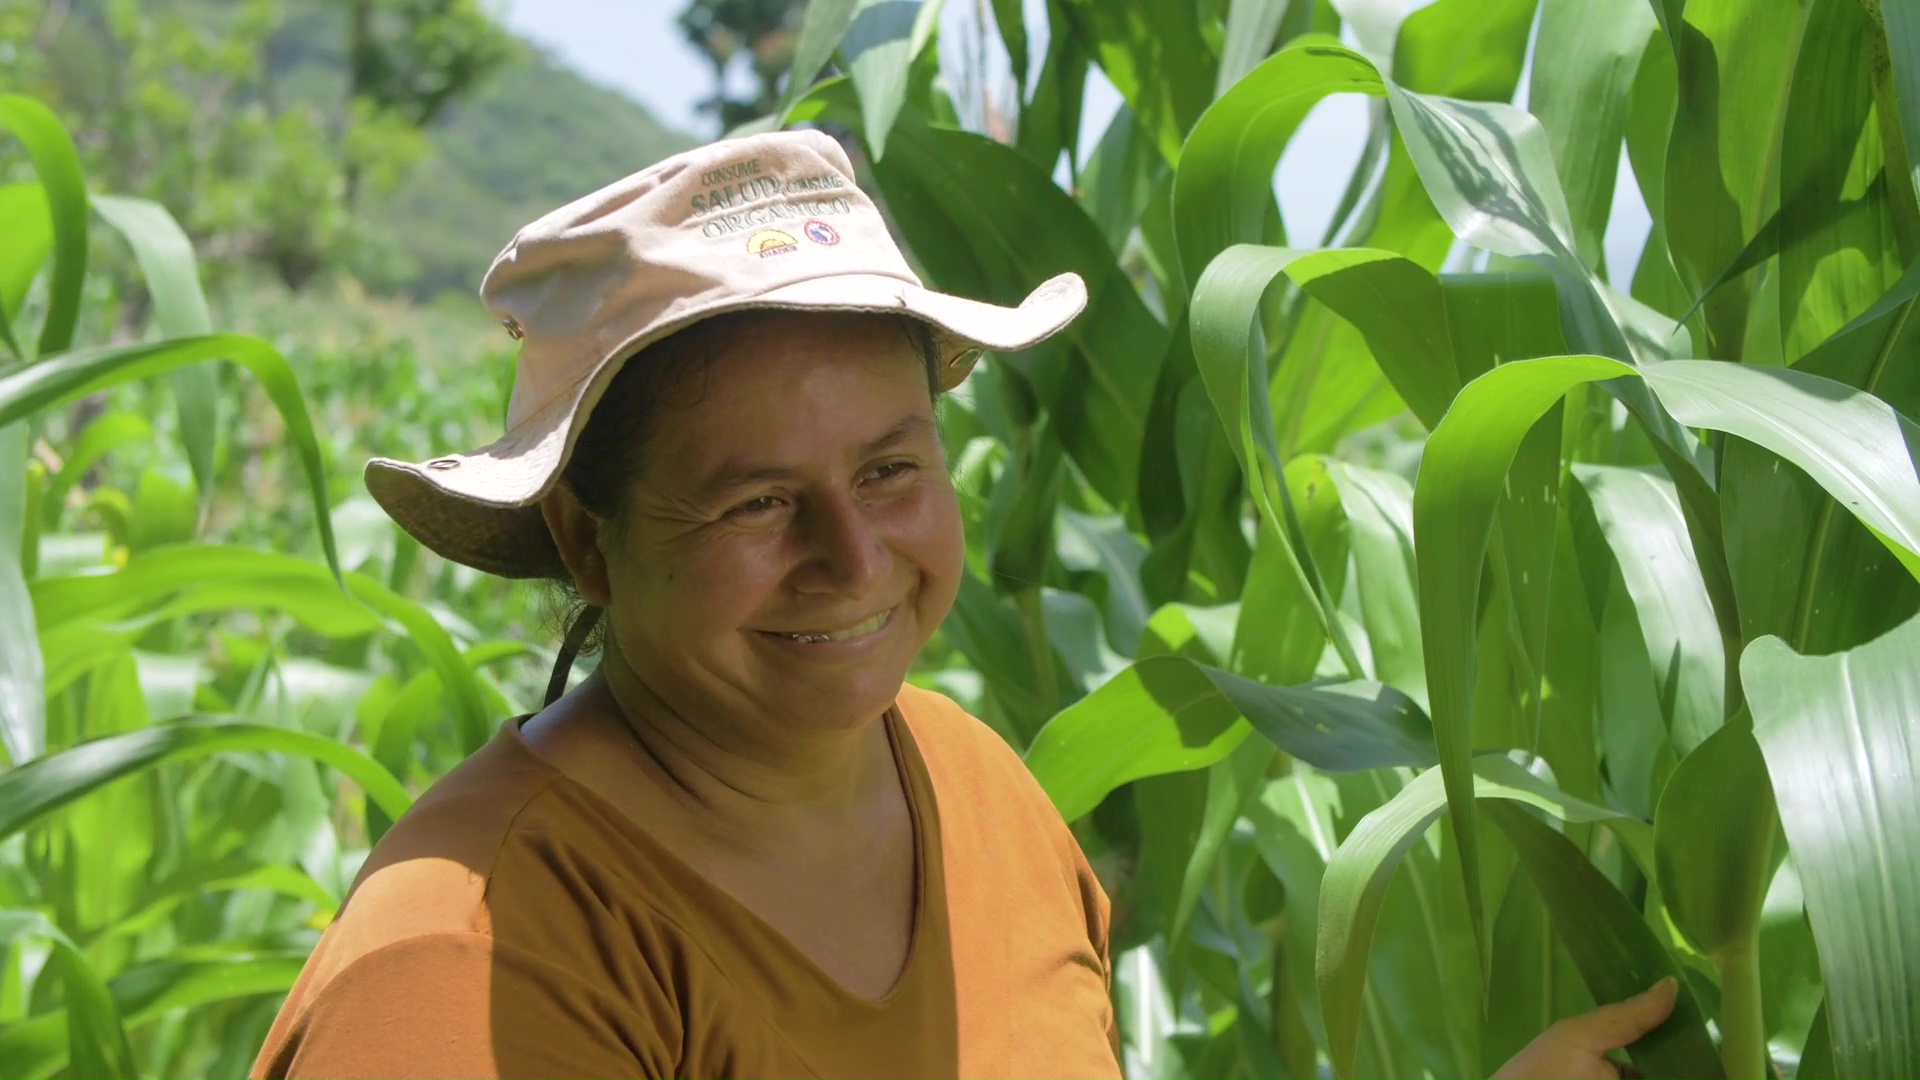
[
  {"left": 803, "top": 219, "right": 840, "bottom": 246},
  {"left": 747, "top": 229, "right": 799, "bottom": 257}
]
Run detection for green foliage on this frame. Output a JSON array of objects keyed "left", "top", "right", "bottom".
[{"left": 3, "top": 0, "right": 1919, "bottom": 1077}]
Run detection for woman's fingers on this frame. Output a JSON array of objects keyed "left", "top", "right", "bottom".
[{"left": 1554, "top": 977, "right": 1680, "bottom": 1053}]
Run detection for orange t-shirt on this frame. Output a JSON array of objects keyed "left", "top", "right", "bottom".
[{"left": 252, "top": 684, "right": 1122, "bottom": 1079}]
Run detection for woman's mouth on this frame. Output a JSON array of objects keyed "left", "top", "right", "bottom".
[{"left": 776, "top": 608, "right": 892, "bottom": 644}]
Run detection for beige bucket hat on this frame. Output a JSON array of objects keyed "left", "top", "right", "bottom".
[{"left": 365, "top": 128, "right": 1087, "bottom": 580}]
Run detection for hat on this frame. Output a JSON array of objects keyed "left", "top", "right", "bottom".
[{"left": 364, "top": 128, "right": 1087, "bottom": 580}]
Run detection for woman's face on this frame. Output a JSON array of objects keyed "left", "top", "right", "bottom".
[{"left": 580, "top": 313, "right": 964, "bottom": 733}]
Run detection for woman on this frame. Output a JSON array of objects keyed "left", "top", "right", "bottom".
[{"left": 253, "top": 129, "right": 1675, "bottom": 1079}]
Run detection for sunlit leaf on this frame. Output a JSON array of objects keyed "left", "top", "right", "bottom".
[
  {"left": 1744, "top": 612, "right": 1920, "bottom": 1078},
  {"left": 0, "top": 94, "right": 87, "bottom": 358},
  {"left": 1571, "top": 464, "right": 1725, "bottom": 754},
  {"left": 1413, "top": 353, "right": 1634, "bottom": 970},
  {"left": 1641, "top": 360, "right": 1920, "bottom": 578}
]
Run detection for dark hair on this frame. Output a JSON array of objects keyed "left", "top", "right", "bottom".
[{"left": 542, "top": 310, "right": 944, "bottom": 676}]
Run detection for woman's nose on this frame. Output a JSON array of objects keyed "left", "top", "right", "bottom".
[{"left": 795, "top": 490, "right": 889, "bottom": 593}]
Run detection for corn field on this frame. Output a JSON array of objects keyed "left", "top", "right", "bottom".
[{"left": 2, "top": 0, "right": 1918, "bottom": 1076}]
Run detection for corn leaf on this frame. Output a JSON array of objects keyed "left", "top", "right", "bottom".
[
  {"left": 89, "top": 194, "right": 219, "bottom": 508},
  {"left": 1413, "top": 352, "right": 1636, "bottom": 977},
  {"left": 1571, "top": 464, "right": 1725, "bottom": 754},
  {"left": 1527, "top": 0, "right": 1657, "bottom": 267},
  {"left": 1743, "top": 612, "right": 1920, "bottom": 1078},
  {"left": 1316, "top": 755, "right": 1649, "bottom": 1080},
  {"left": 0, "top": 910, "right": 135, "bottom": 1079},
  {"left": 1640, "top": 360, "right": 1920, "bottom": 579},
  {"left": 0, "top": 715, "right": 411, "bottom": 840},
  {"left": 1024, "top": 653, "right": 1436, "bottom": 822},
  {"left": 0, "top": 95, "right": 87, "bottom": 359},
  {"left": 1485, "top": 800, "right": 1728, "bottom": 1079},
  {"left": 1173, "top": 40, "right": 1384, "bottom": 278},
  {"left": 0, "top": 334, "right": 340, "bottom": 580}
]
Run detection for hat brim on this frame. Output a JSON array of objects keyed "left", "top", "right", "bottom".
[{"left": 363, "top": 271, "right": 1087, "bottom": 580}]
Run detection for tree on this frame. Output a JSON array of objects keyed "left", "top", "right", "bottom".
[{"left": 676, "top": 0, "right": 807, "bottom": 132}]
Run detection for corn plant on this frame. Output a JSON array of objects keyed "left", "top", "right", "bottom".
[
  {"left": 2, "top": 0, "right": 1918, "bottom": 1076},
  {"left": 0, "top": 93, "right": 545, "bottom": 1077},
  {"left": 774, "top": 0, "right": 1918, "bottom": 1077}
]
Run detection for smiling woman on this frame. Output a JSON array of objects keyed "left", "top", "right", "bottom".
[{"left": 246, "top": 129, "right": 1673, "bottom": 1079}]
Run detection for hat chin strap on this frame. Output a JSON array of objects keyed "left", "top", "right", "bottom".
[{"left": 545, "top": 606, "right": 605, "bottom": 707}]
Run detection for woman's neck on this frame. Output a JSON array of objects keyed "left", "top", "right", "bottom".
[{"left": 545, "top": 663, "right": 896, "bottom": 854}]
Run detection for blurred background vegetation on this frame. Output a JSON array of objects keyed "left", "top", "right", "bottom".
[{"left": 5, "top": 0, "right": 1919, "bottom": 1078}]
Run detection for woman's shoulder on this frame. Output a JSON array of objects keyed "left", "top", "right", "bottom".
[
  {"left": 893, "top": 682, "right": 1028, "bottom": 774},
  {"left": 301, "top": 725, "right": 569, "bottom": 973},
  {"left": 893, "top": 683, "right": 1073, "bottom": 835}
]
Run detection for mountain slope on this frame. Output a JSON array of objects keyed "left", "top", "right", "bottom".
[{"left": 360, "top": 41, "right": 698, "bottom": 296}]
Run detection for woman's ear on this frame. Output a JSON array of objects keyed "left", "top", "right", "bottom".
[{"left": 539, "top": 483, "right": 612, "bottom": 608}]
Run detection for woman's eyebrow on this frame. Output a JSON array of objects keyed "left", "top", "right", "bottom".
[
  {"left": 693, "top": 414, "right": 937, "bottom": 501},
  {"left": 861, "top": 414, "right": 936, "bottom": 456}
]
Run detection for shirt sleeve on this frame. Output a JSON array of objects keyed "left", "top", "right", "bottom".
[{"left": 257, "top": 932, "right": 678, "bottom": 1080}]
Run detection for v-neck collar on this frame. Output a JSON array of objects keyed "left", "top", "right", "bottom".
[{"left": 500, "top": 704, "right": 948, "bottom": 1019}]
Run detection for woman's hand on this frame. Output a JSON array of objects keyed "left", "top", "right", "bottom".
[{"left": 1493, "top": 977, "right": 1679, "bottom": 1079}]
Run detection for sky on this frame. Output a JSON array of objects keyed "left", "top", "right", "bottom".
[{"left": 495, "top": 0, "right": 1650, "bottom": 284}]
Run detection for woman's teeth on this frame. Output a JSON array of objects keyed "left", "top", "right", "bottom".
[{"left": 785, "top": 609, "right": 890, "bottom": 644}]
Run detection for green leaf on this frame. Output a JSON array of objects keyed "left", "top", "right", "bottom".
[
  {"left": 1571, "top": 464, "right": 1725, "bottom": 754},
  {"left": 1391, "top": 0, "right": 1537, "bottom": 102},
  {"left": 1485, "top": 800, "right": 1729, "bottom": 1079},
  {"left": 0, "top": 95, "right": 87, "bottom": 359},
  {"left": 0, "top": 953, "right": 308, "bottom": 1079},
  {"left": 1315, "top": 755, "right": 1642, "bottom": 1079},
  {"left": 1385, "top": 85, "right": 1577, "bottom": 261},
  {"left": 0, "top": 715, "right": 412, "bottom": 840},
  {"left": 1640, "top": 360, "right": 1920, "bottom": 578},
  {"left": 1173, "top": 41, "right": 1385, "bottom": 278},
  {"left": 0, "top": 910, "right": 135, "bottom": 1079},
  {"left": 0, "top": 334, "right": 341, "bottom": 580},
  {"left": 854, "top": 106, "right": 1167, "bottom": 508},
  {"left": 1527, "top": 0, "right": 1658, "bottom": 266},
  {"left": 1056, "top": 508, "right": 1151, "bottom": 655},
  {"left": 1190, "top": 245, "right": 1381, "bottom": 676},
  {"left": 1058, "top": 0, "right": 1217, "bottom": 163},
  {"left": 1723, "top": 261, "right": 1920, "bottom": 657},
  {"left": 1412, "top": 352, "right": 1635, "bottom": 976},
  {"left": 32, "top": 544, "right": 494, "bottom": 752},
  {"left": 1215, "top": 0, "right": 1297, "bottom": 95},
  {"left": 1743, "top": 612, "right": 1920, "bottom": 1078},
  {"left": 1168, "top": 736, "right": 1274, "bottom": 952},
  {"left": 1882, "top": 0, "right": 1920, "bottom": 207},
  {"left": 1661, "top": 0, "right": 1803, "bottom": 358},
  {"left": 89, "top": 193, "right": 219, "bottom": 507},
  {"left": 1653, "top": 722, "right": 1779, "bottom": 1078},
  {"left": 40, "top": 411, "right": 152, "bottom": 523},
  {"left": 785, "top": 0, "right": 860, "bottom": 108},
  {"left": 0, "top": 567, "right": 35, "bottom": 766},
  {"left": 1776, "top": 0, "right": 1897, "bottom": 363},
  {"left": 1230, "top": 454, "right": 1348, "bottom": 686},
  {"left": 843, "top": 0, "right": 925, "bottom": 159},
  {"left": 0, "top": 183, "right": 51, "bottom": 355},
  {"left": 1328, "top": 462, "right": 1425, "bottom": 708},
  {"left": 1024, "top": 653, "right": 1436, "bottom": 822}
]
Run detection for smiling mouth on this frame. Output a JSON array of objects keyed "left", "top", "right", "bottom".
[{"left": 777, "top": 609, "right": 893, "bottom": 644}]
